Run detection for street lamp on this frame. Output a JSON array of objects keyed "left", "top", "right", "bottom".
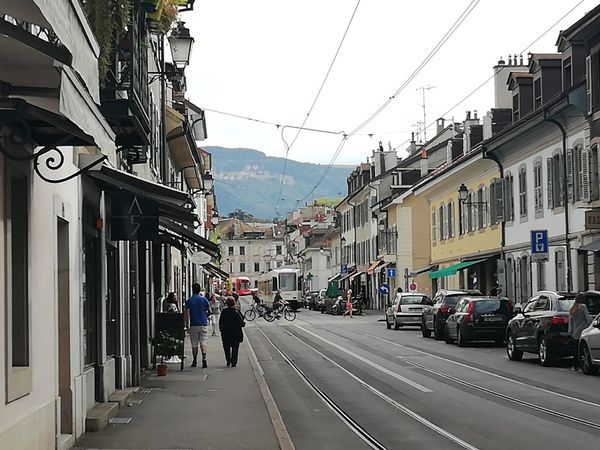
[
  {"left": 203, "top": 172, "right": 214, "bottom": 193},
  {"left": 458, "top": 183, "right": 487, "bottom": 206},
  {"left": 378, "top": 219, "right": 386, "bottom": 232},
  {"left": 341, "top": 236, "right": 347, "bottom": 245},
  {"left": 216, "top": 236, "right": 222, "bottom": 245},
  {"left": 211, "top": 209, "right": 219, "bottom": 227},
  {"left": 168, "top": 21, "right": 195, "bottom": 68}
]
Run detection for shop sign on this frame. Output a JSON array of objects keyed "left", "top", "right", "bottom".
[
  {"left": 111, "top": 192, "right": 158, "bottom": 241},
  {"left": 585, "top": 210, "right": 600, "bottom": 230}
]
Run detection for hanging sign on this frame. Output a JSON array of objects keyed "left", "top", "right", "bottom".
[{"left": 111, "top": 192, "right": 158, "bottom": 241}]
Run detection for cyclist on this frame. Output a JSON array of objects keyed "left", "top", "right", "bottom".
[{"left": 252, "top": 292, "right": 266, "bottom": 316}]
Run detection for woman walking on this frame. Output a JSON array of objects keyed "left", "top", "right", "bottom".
[
  {"left": 219, "top": 297, "right": 245, "bottom": 367},
  {"left": 343, "top": 289, "right": 353, "bottom": 318},
  {"left": 210, "top": 293, "right": 222, "bottom": 336},
  {"left": 569, "top": 293, "right": 593, "bottom": 371}
]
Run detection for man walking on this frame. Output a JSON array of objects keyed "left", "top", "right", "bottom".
[{"left": 184, "top": 283, "right": 210, "bottom": 368}]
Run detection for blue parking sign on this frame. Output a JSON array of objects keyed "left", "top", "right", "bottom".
[{"left": 530, "top": 230, "right": 548, "bottom": 261}]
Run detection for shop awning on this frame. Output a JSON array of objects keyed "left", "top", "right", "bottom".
[
  {"left": 367, "top": 260, "right": 384, "bottom": 274},
  {"left": 580, "top": 239, "right": 600, "bottom": 252},
  {"left": 339, "top": 269, "right": 357, "bottom": 283},
  {"left": 159, "top": 218, "right": 219, "bottom": 257},
  {"left": 409, "top": 266, "right": 433, "bottom": 277},
  {"left": 88, "top": 165, "right": 198, "bottom": 226},
  {"left": 204, "top": 262, "right": 228, "bottom": 279},
  {"left": 166, "top": 106, "right": 203, "bottom": 190},
  {"left": 328, "top": 273, "right": 341, "bottom": 282},
  {"left": 429, "top": 259, "right": 485, "bottom": 279},
  {"left": 350, "top": 271, "right": 365, "bottom": 281}
]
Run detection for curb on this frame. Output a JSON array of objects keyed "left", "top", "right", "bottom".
[{"left": 245, "top": 335, "right": 295, "bottom": 450}]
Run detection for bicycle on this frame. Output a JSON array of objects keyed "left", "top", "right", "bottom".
[
  {"left": 264, "top": 299, "right": 296, "bottom": 322},
  {"left": 243, "top": 302, "right": 269, "bottom": 321}
]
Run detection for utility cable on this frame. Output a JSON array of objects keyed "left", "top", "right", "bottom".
[{"left": 275, "top": 0, "right": 362, "bottom": 218}]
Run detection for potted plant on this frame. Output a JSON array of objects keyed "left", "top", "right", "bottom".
[
  {"left": 146, "top": 0, "right": 179, "bottom": 34},
  {"left": 150, "top": 331, "right": 183, "bottom": 376}
]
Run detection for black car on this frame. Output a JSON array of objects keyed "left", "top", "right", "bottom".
[
  {"left": 444, "top": 297, "right": 513, "bottom": 347},
  {"left": 507, "top": 290, "right": 600, "bottom": 366},
  {"left": 421, "top": 289, "right": 483, "bottom": 340}
]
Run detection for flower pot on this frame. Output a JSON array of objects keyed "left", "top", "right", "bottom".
[{"left": 157, "top": 364, "right": 168, "bottom": 376}]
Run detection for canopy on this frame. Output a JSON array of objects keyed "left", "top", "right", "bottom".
[
  {"left": 429, "top": 259, "right": 485, "bottom": 279},
  {"left": 579, "top": 239, "right": 600, "bottom": 252},
  {"left": 325, "top": 281, "right": 340, "bottom": 298}
]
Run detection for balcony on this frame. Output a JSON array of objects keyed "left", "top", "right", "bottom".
[{"left": 100, "top": 8, "right": 150, "bottom": 146}]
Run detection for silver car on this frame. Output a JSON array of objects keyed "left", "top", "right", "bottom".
[
  {"left": 386, "top": 293, "right": 432, "bottom": 330},
  {"left": 579, "top": 313, "right": 600, "bottom": 375}
]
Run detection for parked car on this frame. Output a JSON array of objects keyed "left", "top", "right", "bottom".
[
  {"left": 386, "top": 293, "right": 432, "bottom": 330},
  {"left": 579, "top": 313, "right": 600, "bottom": 375},
  {"left": 306, "top": 291, "right": 319, "bottom": 310},
  {"left": 421, "top": 289, "right": 483, "bottom": 340},
  {"left": 317, "top": 289, "right": 327, "bottom": 312},
  {"left": 443, "top": 297, "right": 513, "bottom": 346}
]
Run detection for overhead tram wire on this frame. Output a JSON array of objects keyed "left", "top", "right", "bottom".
[
  {"left": 390, "top": 0, "right": 586, "bottom": 152},
  {"left": 274, "top": 0, "right": 362, "bottom": 218},
  {"left": 296, "top": 0, "right": 481, "bottom": 204}
]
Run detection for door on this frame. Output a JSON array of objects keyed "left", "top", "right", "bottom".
[
  {"left": 106, "top": 245, "right": 119, "bottom": 387},
  {"left": 513, "top": 297, "right": 537, "bottom": 348},
  {"left": 57, "top": 219, "right": 72, "bottom": 434},
  {"left": 83, "top": 234, "right": 102, "bottom": 401},
  {"left": 524, "top": 295, "right": 550, "bottom": 350}
]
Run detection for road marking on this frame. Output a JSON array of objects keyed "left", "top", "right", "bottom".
[
  {"left": 294, "top": 324, "right": 432, "bottom": 393},
  {"left": 358, "top": 331, "right": 600, "bottom": 409},
  {"left": 281, "top": 327, "right": 479, "bottom": 450}
]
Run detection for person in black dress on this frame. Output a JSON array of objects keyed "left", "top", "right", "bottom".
[{"left": 219, "top": 297, "right": 245, "bottom": 367}]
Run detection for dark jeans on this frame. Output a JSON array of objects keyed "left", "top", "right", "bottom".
[
  {"left": 572, "top": 338, "right": 580, "bottom": 368},
  {"left": 222, "top": 339, "right": 240, "bottom": 365}
]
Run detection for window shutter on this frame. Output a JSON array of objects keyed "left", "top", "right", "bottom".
[
  {"left": 587, "top": 55, "right": 593, "bottom": 115},
  {"left": 431, "top": 211, "right": 437, "bottom": 242},
  {"left": 493, "top": 178, "right": 504, "bottom": 222},
  {"left": 547, "top": 158, "right": 553, "bottom": 209},
  {"left": 443, "top": 205, "right": 448, "bottom": 240},
  {"left": 559, "top": 153, "right": 565, "bottom": 206},
  {"left": 582, "top": 147, "right": 591, "bottom": 201}
]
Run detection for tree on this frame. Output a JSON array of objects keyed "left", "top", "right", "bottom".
[{"left": 227, "top": 209, "right": 255, "bottom": 221}]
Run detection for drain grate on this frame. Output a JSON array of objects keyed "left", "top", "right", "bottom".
[
  {"left": 138, "top": 387, "right": 163, "bottom": 394},
  {"left": 109, "top": 417, "right": 132, "bottom": 424}
]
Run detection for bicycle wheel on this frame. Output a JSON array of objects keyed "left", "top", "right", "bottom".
[
  {"left": 264, "top": 310, "right": 276, "bottom": 322},
  {"left": 244, "top": 309, "right": 256, "bottom": 321},
  {"left": 284, "top": 308, "right": 296, "bottom": 321}
]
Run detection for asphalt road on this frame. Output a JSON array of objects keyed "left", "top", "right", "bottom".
[{"left": 246, "top": 309, "right": 600, "bottom": 450}]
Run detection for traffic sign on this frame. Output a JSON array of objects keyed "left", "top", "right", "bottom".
[
  {"left": 409, "top": 282, "right": 417, "bottom": 292},
  {"left": 387, "top": 267, "right": 396, "bottom": 277},
  {"left": 341, "top": 264, "right": 348, "bottom": 274},
  {"left": 379, "top": 283, "right": 390, "bottom": 295},
  {"left": 531, "top": 229, "right": 548, "bottom": 261}
]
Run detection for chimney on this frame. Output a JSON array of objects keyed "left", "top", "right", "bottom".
[
  {"left": 519, "top": 54, "right": 524, "bottom": 66},
  {"left": 420, "top": 147, "right": 428, "bottom": 176},
  {"left": 494, "top": 54, "right": 528, "bottom": 109},
  {"left": 436, "top": 117, "right": 445, "bottom": 135},
  {"left": 446, "top": 140, "right": 453, "bottom": 164},
  {"left": 466, "top": 110, "right": 471, "bottom": 120},
  {"left": 473, "top": 110, "right": 478, "bottom": 120},
  {"left": 410, "top": 132, "right": 416, "bottom": 154}
]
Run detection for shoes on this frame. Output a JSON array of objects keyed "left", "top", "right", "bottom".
[
  {"left": 202, "top": 360, "right": 208, "bottom": 368},
  {"left": 211, "top": 333, "right": 217, "bottom": 336},
  {"left": 226, "top": 361, "right": 231, "bottom": 367},
  {"left": 231, "top": 363, "right": 237, "bottom": 367},
  {"left": 571, "top": 366, "right": 579, "bottom": 371},
  {"left": 191, "top": 360, "right": 197, "bottom": 368}
]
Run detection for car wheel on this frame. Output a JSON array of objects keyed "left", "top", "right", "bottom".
[
  {"left": 331, "top": 306, "right": 338, "bottom": 315},
  {"left": 506, "top": 332, "right": 523, "bottom": 361},
  {"left": 457, "top": 327, "right": 468, "bottom": 347},
  {"left": 580, "top": 343, "right": 598, "bottom": 375},
  {"left": 444, "top": 326, "right": 453, "bottom": 344},
  {"left": 320, "top": 307, "right": 325, "bottom": 314},
  {"left": 421, "top": 321, "right": 431, "bottom": 338},
  {"left": 433, "top": 320, "right": 443, "bottom": 341},
  {"left": 538, "top": 336, "right": 554, "bottom": 367},
  {"left": 386, "top": 317, "right": 392, "bottom": 330}
]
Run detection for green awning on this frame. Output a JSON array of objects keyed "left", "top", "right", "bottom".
[{"left": 429, "top": 259, "right": 485, "bottom": 279}]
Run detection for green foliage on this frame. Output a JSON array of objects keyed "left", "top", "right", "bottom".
[
  {"left": 149, "top": 331, "right": 182, "bottom": 360},
  {"left": 82, "top": 0, "right": 133, "bottom": 83},
  {"left": 227, "top": 208, "right": 256, "bottom": 221},
  {"left": 312, "top": 198, "right": 341, "bottom": 207},
  {"left": 147, "top": 0, "right": 180, "bottom": 34}
]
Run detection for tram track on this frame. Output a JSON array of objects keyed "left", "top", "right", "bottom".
[
  {"left": 254, "top": 322, "right": 480, "bottom": 450},
  {"left": 292, "top": 322, "right": 600, "bottom": 433}
]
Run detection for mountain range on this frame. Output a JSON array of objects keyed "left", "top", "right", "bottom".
[{"left": 206, "top": 146, "right": 352, "bottom": 220}]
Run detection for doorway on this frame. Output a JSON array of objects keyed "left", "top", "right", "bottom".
[{"left": 57, "top": 218, "right": 72, "bottom": 434}]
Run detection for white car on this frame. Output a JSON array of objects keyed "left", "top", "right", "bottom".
[
  {"left": 579, "top": 313, "right": 600, "bottom": 375},
  {"left": 386, "top": 292, "right": 432, "bottom": 330}
]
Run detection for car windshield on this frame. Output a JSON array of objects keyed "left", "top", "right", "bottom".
[
  {"left": 400, "top": 295, "right": 429, "bottom": 305},
  {"left": 278, "top": 273, "right": 297, "bottom": 291},
  {"left": 444, "top": 295, "right": 464, "bottom": 306},
  {"left": 474, "top": 300, "right": 510, "bottom": 315}
]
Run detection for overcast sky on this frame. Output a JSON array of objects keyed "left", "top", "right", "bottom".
[{"left": 185, "top": 0, "right": 596, "bottom": 166}]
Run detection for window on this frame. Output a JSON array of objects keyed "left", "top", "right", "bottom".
[
  {"left": 276, "top": 245, "right": 282, "bottom": 255},
  {"left": 533, "top": 159, "right": 543, "bottom": 213},
  {"left": 563, "top": 56, "right": 572, "bottom": 91},
  {"left": 513, "top": 93, "right": 520, "bottom": 121},
  {"left": 548, "top": 153, "right": 563, "bottom": 208},
  {"left": 239, "top": 263, "right": 246, "bottom": 273},
  {"left": 438, "top": 204, "right": 445, "bottom": 240},
  {"left": 587, "top": 51, "right": 600, "bottom": 114},
  {"left": 266, "top": 261, "right": 271, "bottom": 271},
  {"left": 518, "top": 166, "right": 527, "bottom": 217},
  {"left": 477, "top": 188, "right": 484, "bottom": 229},
  {"left": 555, "top": 249, "right": 566, "bottom": 291},
  {"left": 254, "top": 262, "right": 260, "bottom": 272},
  {"left": 447, "top": 202, "right": 454, "bottom": 238},
  {"left": 534, "top": 78, "right": 542, "bottom": 109},
  {"left": 5, "top": 168, "right": 30, "bottom": 399},
  {"left": 228, "top": 246, "right": 234, "bottom": 256},
  {"left": 467, "top": 194, "right": 474, "bottom": 232},
  {"left": 459, "top": 201, "right": 465, "bottom": 235},
  {"left": 431, "top": 210, "right": 437, "bottom": 242},
  {"left": 239, "top": 245, "right": 245, "bottom": 256},
  {"left": 229, "top": 262, "right": 233, "bottom": 273},
  {"left": 276, "top": 261, "right": 282, "bottom": 268},
  {"left": 591, "top": 144, "right": 600, "bottom": 201}
]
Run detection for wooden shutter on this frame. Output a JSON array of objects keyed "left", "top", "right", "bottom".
[
  {"left": 547, "top": 158, "right": 553, "bottom": 209},
  {"left": 431, "top": 211, "right": 437, "bottom": 242},
  {"left": 582, "top": 147, "right": 591, "bottom": 201},
  {"left": 493, "top": 178, "right": 504, "bottom": 222},
  {"left": 559, "top": 154, "right": 565, "bottom": 206},
  {"left": 587, "top": 55, "right": 593, "bottom": 115}
]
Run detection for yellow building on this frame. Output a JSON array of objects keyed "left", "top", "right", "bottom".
[{"left": 412, "top": 150, "right": 502, "bottom": 294}]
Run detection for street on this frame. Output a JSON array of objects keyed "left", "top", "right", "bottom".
[{"left": 248, "top": 309, "right": 600, "bottom": 450}]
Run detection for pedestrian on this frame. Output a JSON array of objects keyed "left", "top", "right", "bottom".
[
  {"left": 184, "top": 283, "right": 211, "bottom": 368},
  {"left": 569, "top": 293, "right": 593, "bottom": 371},
  {"left": 219, "top": 297, "right": 245, "bottom": 367},
  {"left": 163, "top": 292, "right": 179, "bottom": 313},
  {"left": 210, "top": 293, "right": 221, "bottom": 336},
  {"left": 343, "top": 289, "right": 353, "bottom": 318}
]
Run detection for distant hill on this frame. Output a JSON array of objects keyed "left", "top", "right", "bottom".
[{"left": 206, "top": 146, "right": 352, "bottom": 220}]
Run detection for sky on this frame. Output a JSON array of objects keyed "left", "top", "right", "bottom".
[{"left": 183, "top": 0, "right": 597, "bottom": 166}]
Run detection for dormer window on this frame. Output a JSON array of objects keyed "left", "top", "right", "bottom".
[
  {"left": 534, "top": 78, "right": 542, "bottom": 109},
  {"left": 512, "top": 93, "right": 519, "bottom": 121},
  {"left": 563, "top": 56, "right": 572, "bottom": 91},
  {"left": 391, "top": 171, "right": 400, "bottom": 186}
]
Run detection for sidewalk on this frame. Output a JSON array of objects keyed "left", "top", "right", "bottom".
[{"left": 74, "top": 333, "right": 283, "bottom": 450}]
